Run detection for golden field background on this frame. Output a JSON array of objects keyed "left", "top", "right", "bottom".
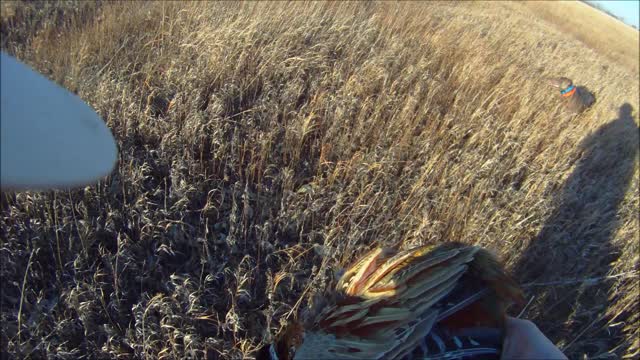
[
  {"left": 1, "top": 1, "right": 638, "bottom": 359},
  {"left": 516, "top": 1, "right": 639, "bottom": 74}
]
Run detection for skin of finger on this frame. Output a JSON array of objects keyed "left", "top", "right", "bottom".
[{"left": 501, "top": 317, "right": 568, "bottom": 360}]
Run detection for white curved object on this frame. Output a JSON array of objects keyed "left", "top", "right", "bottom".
[{"left": 1, "top": 52, "right": 117, "bottom": 190}]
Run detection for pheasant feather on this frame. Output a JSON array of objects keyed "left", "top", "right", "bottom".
[{"left": 266, "top": 242, "right": 524, "bottom": 360}]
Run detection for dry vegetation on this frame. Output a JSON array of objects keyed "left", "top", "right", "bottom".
[
  {"left": 514, "top": 1, "right": 640, "bottom": 74},
  {"left": 1, "top": 1, "right": 638, "bottom": 359}
]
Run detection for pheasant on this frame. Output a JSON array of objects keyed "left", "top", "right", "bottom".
[{"left": 260, "top": 242, "right": 524, "bottom": 360}]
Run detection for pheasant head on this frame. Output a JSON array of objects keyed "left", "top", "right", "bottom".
[{"left": 263, "top": 242, "right": 524, "bottom": 360}]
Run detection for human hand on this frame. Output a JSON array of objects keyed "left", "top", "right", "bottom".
[{"left": 501, "top": 316, "right": 567, "bottom": 359}]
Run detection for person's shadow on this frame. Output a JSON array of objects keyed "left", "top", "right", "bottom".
[{"left": 512, "top": 103, "right": 638, "bottom": 357}]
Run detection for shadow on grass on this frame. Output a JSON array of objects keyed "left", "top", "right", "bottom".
[{"left": 513, "top": 103, "right": 638, "bottom": 357}]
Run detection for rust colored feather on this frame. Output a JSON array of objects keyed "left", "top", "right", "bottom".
[{"left": 274, "top": 243, "right": 524, "bottom": 360}]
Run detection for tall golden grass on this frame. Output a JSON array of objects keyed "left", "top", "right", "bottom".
[
  {"left": 1, "top": 1, "right": 638, "bottom": 358},
  {"left": 514, "top": 1, "right": 640, "bottom": 74}
]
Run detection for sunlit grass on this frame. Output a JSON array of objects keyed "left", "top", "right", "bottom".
[{"left": 1, "top": 1, "right": 638, "bottom": 358}]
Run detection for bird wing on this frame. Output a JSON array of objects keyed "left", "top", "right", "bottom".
[{"left": 310, "top": 245, "right": 486, "bottom": 359}]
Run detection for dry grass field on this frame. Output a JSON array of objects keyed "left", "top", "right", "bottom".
[
  {"left": 515, "top": 1, "right": 640, "bottom": 75},
  {"left": 1, "top": 1, "right": 638, "bottom": 359}
]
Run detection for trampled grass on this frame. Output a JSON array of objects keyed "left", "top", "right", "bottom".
[{"left": 1, "top": 1, "right": 638, "bottom": 359}]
